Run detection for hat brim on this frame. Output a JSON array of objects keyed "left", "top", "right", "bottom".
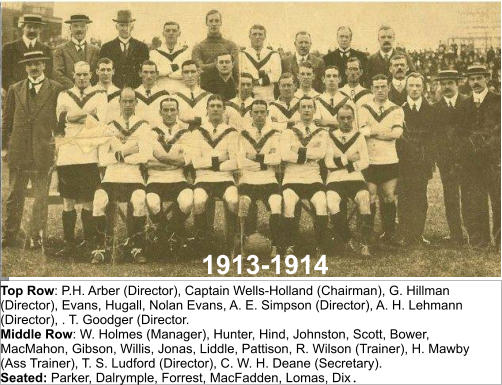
[
  {"left": 466, "top": 71, "right": 490, "bottom": 77},
  {"left": 19, "top": 56, "right": 50, "bottom": 64},
  {"left": 436, "top": 75, "right": 463, "bottom": 81},
  {"left": 21, "top": 21, "right": 45, "bottom": 25},
  {"left": 112, "top": 18, "right": 135, "bottom": 23},
  {"left": 64, "top": 19, "right": 92, "bottom": 24}
]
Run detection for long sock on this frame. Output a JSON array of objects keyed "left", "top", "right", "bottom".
[
  {"left": 245, "top": 202, "right": 258, "bottom": 235},
  {"left": 62, "top": 210, "right": 77, "bottom": 242},
  {"left": 383, "top": 202, "right": 397, "bottom": 236},
  {"left": 194, "top": 213, "right": 207, "bottom": 237},
  {"left": 269, "top": 214, "right": 282, "bottom": 248},
  {"left": 81, "top": 209, "right": 93, "bottom": 242},
  {"left": 283, "top": 217, "right": 297, "bottom": 248},
  {"left": 94, "top": 216, "right": 107, "bottom": 248},
  {"left": 370, "top": 203, "right": 377, "bottom": 233},
  {"left": 226, "top": 210, "right": 238, "bottom": 251},
  {"left": 170, "top": 205, "right": 187, "bottom": 237},
  {"left": 150, "top": 210, "right": 164, "bottom": 226},
  {"left": 360, "top": 214, "right": 372, "bottom": 245},
  {"left": 314, "top": 215, "right": 329, "bottom": 249},
  {"left": 331, "top": 212, "right": 349, "bottom": 242},
  {"left": 132, "top": 216, "right": 146, "bottom": 249}
]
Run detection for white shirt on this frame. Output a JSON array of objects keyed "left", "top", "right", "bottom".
[
  {"left": 407, "top": 96, "right": 422, "bottom": 111},
  {"left": 392, "top": 78, "right": 406, "bottom": 92},
  {"left": 225, "top": 96, "right": 254, "bottom": 129},
  {"left": 150, "top": 42, "right": 191, "bottom": 93},
  {"left": 27, "top": 75, "right": 45, "bottom": 94},
  {"left": 71, "top": 37, "right": 87, "bottom": 51},
  {"left": 380, "top": 49, "right": 394, "bottom": 59},
  {"left": 22, "top": 35, "right": 37, "bottom": 49},
  {"left": 339, "top": 48, "right": 350, "bottom": 57},
  {"left": 294, "top": 89, "right": 319, "bottom": 99},
  {"left": 118, "top": 37, "right": 131, "bottom": 51},
  {"left": 173, "top": 86, "right": 212, "bottom": 123},
  {"left": 134, "top": 84, "right": 170, "bottom": 126},
  {"left": 296, "top": 54, "right": 309, "bottom": 66},
  {"left": 473, "top": 88, "right": 488, "bottom": 104},
  {"left": 443, "top": 93, "right": 458, "bottom": 108}
]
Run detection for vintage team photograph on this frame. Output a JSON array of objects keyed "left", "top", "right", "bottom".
[{"left": 1, "top": 2, "right": 500, "bottom": 277}]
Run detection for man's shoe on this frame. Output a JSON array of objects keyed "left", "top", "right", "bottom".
[
  {"left": 55, "top": 241, "right": 75, "bottom": 258},
  {"left": 90, "top": 248, "right": 107, "bottom": 265},
  {"left": 360, "top": 244, "right": 371, "bottom": 257},
  {"left": 131, "top": 248, "right": 147, "bottom": 264},
  {"left": 270, "top": 245, "right": 278, "bottom": 259},
  {"left": 27, "top": 236, "right": 43, "bottom": 250}
]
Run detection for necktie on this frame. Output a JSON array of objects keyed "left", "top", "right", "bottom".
[
  {"left": 350, "top": 89, "right": 355, "bottom": 99},
  {"left": 384, "top": 54, "right": 389, "bottom": 61},
  {"left": 126, "top": 120, "right": 130, "bottom": 131},
  {"left": 256, "top": 51, "right": 261, "bottom": 61},
  {"left": 379, "top": 106, "right": 384, "bottom": 115},
  {"left": 29, "top": 42, "right": 34, "bottom": 50},
  {"left": 121, "top": 42, "right": 128, "bottom": 55},
  {"left": 330, "top": 98, "right": 334, "bottom": 107},
  {"left": 240, "top": 102, "right": 246, "bottom": 116},
  {"left": 75, "top": 42, "right": 85, "bottom": 52},
  {"left": 286, "top": 101, "right": 290, "bottom": 110},
  {"left": 79, "top": 88, "right": 85, "bottom": 98},
  {"left": 146, "top": 89, "right": 151, "bottom": 97},
  {"left": 29, "top": 80, "right": 42, "bottom": 96},
  {"left": 411, "top": 103, "right": 417, "bottom": 112},
  {"left": 475, "top": 99, "right": 481, "bottom": 108},
  {"left": 191, "top": 91, "right": 195, "bottom": 101},
  {"left": 448, "top": 101, "right": 453, "bottom": 109},
  {"left": 305, "top": 126, "right": 311, "bottom": 135},
  {"left": 341, "top": 135, "right": 346, "bottom": 143}
]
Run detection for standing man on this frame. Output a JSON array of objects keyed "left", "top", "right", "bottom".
[
  {"left": 282, "top": 31, "right": 325, "bottom": 93},
  {"left": 192, "top": 10, "right": 239, "bottom": 74},
  {"left": 294, "top": 61, "right": 320, "bottom": 99},
  {"left": 240, "top": 25, "right": 282, "bottom": 102},
  {"left": 53, "top": 15, "right": 99, "bottom": 89},
  {"left": 459, "top": 65, "right": 501, "bottom": 249},
  {"left": 200, "top": 52, "right": 237, "bottom": 101},
  {"left": 2, "top": 51, "right": 64, "bottom": 248},
  {"left": 397, "top": 73, "right": 435, "bottom": 246},
  {"left": 150, "top": 21, "right": 191, "bottom": 93},
  {"left": 433, "top": 70, "right": 467, "bottom": 246},
  {"left": 225, "top": 72, "right": 255, "bottom": 128},
  {"left": 134, "top": 60, "right": 170, "bottom": 126},
  {"left": 280, "top": 97, "right": 328, "bottom": 256},
  {"left": 323, "top": 26, "right": 368, "bottom": 87},
  {"left": 269, "top": 73, "right": 301, "bottom": 125},
  {"left": 387, "top": 55, "right": 409, "bottom": 106},
  {"left": 359, "top": 74, "right": 404, "bottom": 245},
  {"left": 367, "top": 25, "right": 415, "bottom": 82},
  {"left": 54, "top": 61, "right": 108, "bottom": 256},
  {"left": 99, "top": 10, "right": 149, "bottom": 88},
  {"left": 2, "top": 14, "right": 53, "bottom": 93}
]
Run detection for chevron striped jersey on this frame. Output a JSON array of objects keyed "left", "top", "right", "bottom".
[
  {"left": 134, "top": 85, "right": 170, "bottom": 126},
  {"left": 173, "top": 86, "right": 212, "bottom": 123},
  {"left": 315, "top": 91, "right": 356, "bottom": 126},
  {"left": 149, "top": 43, "right": 191, "bottom": 92}
]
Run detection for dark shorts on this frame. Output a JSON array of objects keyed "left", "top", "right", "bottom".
[
  {"left": 99, "top": 183, "right": 145, "bottom": 203},
  {"left": 146, "top": 182, "right": 192, "bottom": 202},
  {"left": 238, "top": 183, "right": 281, "bottom": 202},
  {"left": 57, "top": 164, "right": 100, "bottom": 201},
  {"left": 327, "top": 181, "right": 368, "bottom": 200},
  {"left": 363, "top": 163, "right": 399, "bottom": 185},
  {"left": 283, "top": 183, "right": 325, "bottom": 200},
  {"left": 194, "top": 181, "right": 235, "bottom": 199}
]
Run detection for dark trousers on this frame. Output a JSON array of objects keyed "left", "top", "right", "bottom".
[
  {"left": 461, "top": 161, "right": 499, "bottom": 247},
  {"left": 4, "top": 167, "right": 50, "bottom": 239},
  {"left": 437, "top": 159, "right": 463, "bottom": 242},
  {"left": 398, "top": 171, "right": 429, "bottom": 242}
]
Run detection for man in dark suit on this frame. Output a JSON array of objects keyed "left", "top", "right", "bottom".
[
  {"left": 323, "top": 26, "right": 368, "bottom": 87},
  {"left": 459, "top": 65, "right": 501, "bottom": 249},
  {"left": 397, "top": 73, "right": 435, "bottom": 246},
  {"left": 433, "top": 70, "right": 468, "bottom": 246},
  {"left": 2, "top": 51, "right": 64, "bottom": 249},
  {"left": 98, "top": 10, "right": 149, "bottom": 88},
  {"left": 388, "top": 54, "right": 408, "bottom": 106},
  {"left": 53, "top": 15, "right": 100, "bottom": 89},
  {"left": 366, "top": 25, "right": 415, "bottom": 83},
  {"left": 282, "top": 31, "right": 325, "bottom": 93},
  {"left": 200, "top": 51, "right": 237, "bottom": 101},
  {"left": 2, "top": 14, "right": 53, "bottom": 93}
]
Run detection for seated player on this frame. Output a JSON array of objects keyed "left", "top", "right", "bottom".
[
  {"left": 146, "top": 97, "right": 193, "bottom": 249},
  {"left": 135, "top": 60, "right": 170, "bottom": 126},
  {"left": 189, "top": 95, "right": 239, "bottom": 255},
  {"left": 280, "top": 96, "right": 328, "bottom": 256},
  {"left": 238, "top": 100, "right": 282, "bottom": 256},
  {"left": 325, "top": 105, "right": 371, "bottom": 256},
  {"left": 269, "top": 73, "right": 301, "bottom": 126},
  {"left": 90, "top": 88, "right": 151, "bottom": 264},
  {"left": 359, "top": 74, "right": 404, "bottom": 246},
  {"left": 54, "top": 61, "right": 108, "bottom": 257}
]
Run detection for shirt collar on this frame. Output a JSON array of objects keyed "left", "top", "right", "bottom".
[
  {"left": 137, "top": 84, "right": 160, "bottom": 95},
  {"left": 118, "top": 37, "right": 131, "bottom": 45},
  {"left": 160, "top": 120, "right": 181, "bottom": 134},
  {"left": 71, "top": 85, "right": 92, "bottom": 95},
  {"left": 159, "top": 42, "right": 182, "bottom": 53},
  {"left": 443, "top": 93, "right": 458, "bottom": 107},
  {"left": 232, "top": 96, "right": 253, "bottom": 105},
  {"left": 473, "top": 88, "right": 488, "bottom": 104},
  {"left": 119, "top": 114, "right": 140, "bottom": 127},
  {"left": 407, "top": 96, "right": 422, "bottom": 111},
  {"left": 392, "top": 78, "right": 406, "bottom": 89},
  {"left": 296, "top": 54, "right": 309, "bottom": 64},
  {"left": 294, "top": 89, "right": 318, "bottom": 98},
  {"left": 22, "top": 35, "right": 37, "bottom": 48},
  {"left": 339, "top": 48, "right": 350, "bottom": 54},
  {"left": 72, "top": 37, "right": 88, "bottom": 47},
  {"left": 28, "top": 74, "right": 45, "bottom": 84},
  {"left": 380, "top": 48, "right": 394, "bottom": 58},
  {"left": 278, "top": 97, "right": 298, "bottom": 107}
]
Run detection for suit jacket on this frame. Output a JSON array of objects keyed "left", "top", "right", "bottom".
[
  {"left": 323, "top": 48, "right": 368, "bottom": 86},
  {"left": 366, "top": 49, "right": 415, "bottom": 86},
  {"left": 398, "top": 99, "right": 435, "bottom": 178},
  {"left": 53, "top": 40, "right": 100, "bottom": 89},
  {"left": 200, "top": 68, "right": 237, "bottom": 101},
  {"left": 432, "top": 94, "right": 468, "bottom": 166},
  {"left": 99, "top": 37, "right": 149, "bottom": 88},
  {"left": 2, "top": 39, "right": 53, "bottom": 91},
  {"left": 2, "top": 78, "right": 64, "bottom": 170},
  {"left": 388, "top": 83, "right": 407, "bottom": 106},
  {"left": 281, "top": 53, "right": 325, "bottom": 93}
]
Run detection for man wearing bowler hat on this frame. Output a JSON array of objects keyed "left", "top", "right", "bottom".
[
  {"left": 2, "top": 51, "right": 64, "bottom": 249},
  {"left": 459, "top": 64, "right": 501, "bottom": 249},
  {"left": 432, "top": 69, "right": 468, "bottom": 247},
  {"left": 2, "top": 14, "right": 53, "bottom": 93},
  {"left": 53, "top": 15, "right": 100, "bottom": 89},
  {"left": 99, "top": 10, "right": 149, "bottom": 88}
]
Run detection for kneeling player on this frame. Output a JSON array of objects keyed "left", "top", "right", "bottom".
[
  {"left": 146, "top": 97, "right": 193, "bottom": 249},
  {"left": 325, "top": 105, "right": 371, "bottom": 256},
  {"left": 238, "top": 100, "right": 282, "bottom": 256},
  {"left": 280, "top": 97, "right": 328, "bottom": 256},
  {"left": 190, "top": 95, "right": 239, "bottom": 255},
  {"left": 91, "top": 88, "right": 150, "bottom": 264}
]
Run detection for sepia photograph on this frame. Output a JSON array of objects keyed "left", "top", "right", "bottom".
[{"left": 1, "top": 2, "right": 500, "bottom": 277}]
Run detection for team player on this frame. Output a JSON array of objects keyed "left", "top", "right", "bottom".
[
  {"left": 189, "top": 95, "right": 239, "bottom": 255},
  {"left": 294, "top": 61, "right": 320, "bottom": 99},
  {"left": 269, "top": 73, "right": 301, "bottom": 125},
  {"left": 135, "top": 60, "right": 170, "bottom": 126},
  {"left": 280, "top": 97, "right": 328, "bottom": 256},
  {"left": 55, "top": 61, "right": 108, "bottom": 257},
  {"left": 359, "top": 74, "right": 404, "bottom": 245},
  {"left": 93, "top": 57, "right": 121, "bottom": 122},
  {"left": 146, "top": 97, "right": 193, "bottom": 246},
  {"left": 225, "top": 72, "right": 255, "bottom": 128},
  {"left": 150, "top": 21, "right": 191, "bottom": 93},
  {"left": 174, "top": 60, "right": 212, "bottom": 125},
  {"left": 325, "top": 104, "right": 371, "bottom": 256},
  {"left": 238, "top": 100, "right": 282, "bottom": 256},
  {"left": 90, "top": 88, "right": 151, "bottom": 264}
]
